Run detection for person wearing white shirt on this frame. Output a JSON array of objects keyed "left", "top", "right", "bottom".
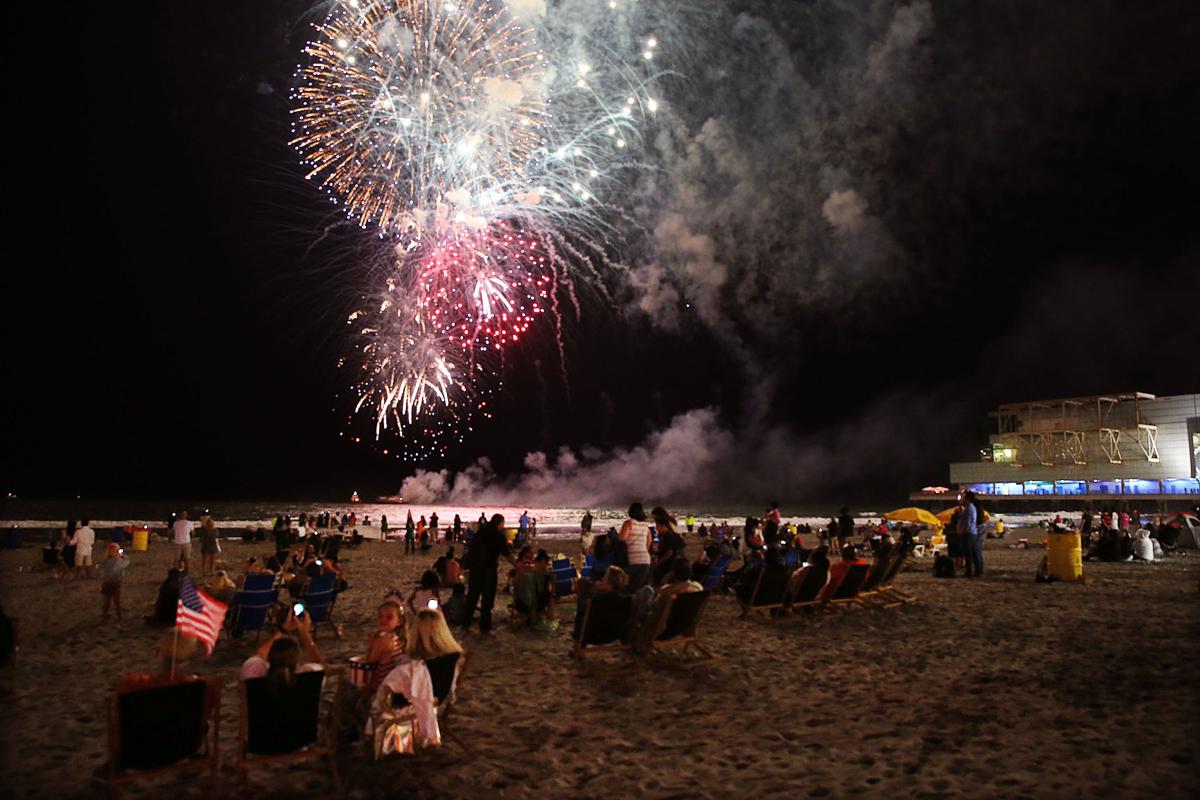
[
  {"left": 173, "top": 510, "right": 196, "bottom": 570},
  {"left": 69, "top": 518, "right": 97, "bottom": 579}
]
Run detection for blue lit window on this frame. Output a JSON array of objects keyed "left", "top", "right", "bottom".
[
  {"left": 968, "top": 483, "right": 995, "bottom": 495},
  {"left": 1163, "top": 478, "right": 1200, "bottom": 495},
  {"left": 994, "top": 482, "right": 1023, "bottom": 496},
  {"left": 1055, "top": 480, "right": 1086, "bottom": 496},
  {"left": 1088, "top": 480, "right": 1122, "bottom": 495},
  {"left": 1024, "top": 481, "right": 1054, "bottom": 496},
  {"left": 1123, "top": 479, "right": 1159, "bottom": 495}
]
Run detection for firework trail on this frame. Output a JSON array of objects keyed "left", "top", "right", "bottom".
[{"left": 293, "top": 0, "right": 679, "bottom": 455}]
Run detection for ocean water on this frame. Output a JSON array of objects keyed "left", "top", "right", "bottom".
[{"left": 0, "top": 497, "right": 1062, "bottom": 539}]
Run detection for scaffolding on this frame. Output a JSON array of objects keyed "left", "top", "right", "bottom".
[{"left": 989, "top": 392, "right": 1159, "bottom": 468}]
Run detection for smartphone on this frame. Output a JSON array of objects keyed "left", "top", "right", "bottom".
[
  {"left": 426, "top": 598, "right": 439, "bottom": 610},
  {"left": 118, "top": 548, "right": 125, "bottom": 556},
  {"left": 315, "top": 559, "right": 323, "bottom": 566},
  {"left": 292, "top": 602, "right": 306, "bottom": 618}
]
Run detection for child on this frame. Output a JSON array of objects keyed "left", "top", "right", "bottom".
[
  {"left": 100, "top": 543, "right": 131, "bottom": 621},
  {"left": 407, "top": 570, "right": 441, "bottom": 614}
]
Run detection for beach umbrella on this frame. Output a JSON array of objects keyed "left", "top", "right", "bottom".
[
  {"left": 884, "top": 507, "right": 944, "bottom": 529},
  {"left": 935, "top": 506, "right": 991, "bottom": 525}
]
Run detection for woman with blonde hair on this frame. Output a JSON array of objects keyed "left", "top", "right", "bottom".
[{"left": 373, "top": 609, "right": 464, "bottom": 749}]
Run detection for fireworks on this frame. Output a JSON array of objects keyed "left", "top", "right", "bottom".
[{"left": 294, "top": 0, "right": 677, "bottom": 456}]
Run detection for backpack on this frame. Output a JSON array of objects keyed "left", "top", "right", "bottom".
[{"left": 933, "top": 553, "right": 956, "bottom": 578}]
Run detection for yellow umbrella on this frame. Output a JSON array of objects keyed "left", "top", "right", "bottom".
[
  {"left": 884, "top": 507, "right": 944, "bottom": 529},
  {"left": 935, "top": 505, "right": 990, "bottom": 525}
]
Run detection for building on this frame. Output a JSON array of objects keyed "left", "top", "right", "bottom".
[{"left": 918, "top": 392, "right": 1200, "bottom": 509}]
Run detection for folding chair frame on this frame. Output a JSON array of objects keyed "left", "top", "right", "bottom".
[
  {"left": 106, "top": 680, "right": 220, "bottom": 799},
  {"left": 237, "top": 674, "right": 342, "bottom": 795}
]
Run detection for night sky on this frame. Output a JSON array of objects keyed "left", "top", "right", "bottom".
[{"left": 5, "top": 1, "right": 1198, "bottom": 505}]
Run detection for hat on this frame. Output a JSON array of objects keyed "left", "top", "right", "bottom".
[{"left": 107, "top": 542, "right": 121, "bottom": 557}]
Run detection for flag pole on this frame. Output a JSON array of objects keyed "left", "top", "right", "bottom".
[{"left": 169, "top": 622, "right": 179, "bottom": 680}]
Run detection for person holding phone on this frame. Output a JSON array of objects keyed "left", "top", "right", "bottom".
[{"left": 239, "top": 607, "right": 324, "bottom": 680}]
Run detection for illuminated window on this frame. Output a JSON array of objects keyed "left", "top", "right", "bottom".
[
  {"left": 1024, "top": 480, "right": 1054, "bottom": 496},
  {"left": 1163, "top": 478, "right": 1200, "bottom": 495},
  {"left": 993, "top": 481, "right": 1023, "bottom": 496},
  {"left": 1088, "top": 480, "right": 1121, "bottom": 495},
  {"left": 1123, "top": 479, "right": 1159, "bottom": 495},
  {"left": 992, "top": 444, "right": 1017, "bottom": 464},
  {"left": 1055, "top": 480, "right": 1086, "bottom": 496}
]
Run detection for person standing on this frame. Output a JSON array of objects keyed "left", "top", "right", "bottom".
[
  {"left": 518, "top": 510, "right": 530, "bottom": 542},
  {"left": 405, "top": 511, "right": 416, "bottom": 554},
  {"left": 380, "top": 514, "right": 390, "bottom": 540},
  {"left": 764, "top": 502, "right": 782, "bottom": 545},
  {"left": 837, "top": 507, "right": 855, "bottom": 548},
  {"left": 429, "top": 512, "right": 440, "bottom": 543},
  {"left": 199, "top": 516, "right": 220, "bottom": 576},
  {"left": 619, "top": 503, "right": 652, "bottom": 591},
  {"left": 452, "top": 513, "right": 463, "bottom": 543},
  {"left": 685, "top": 514, "right": 695, "bottom": 534},
  {"left": 70, "top": 517, "right": 96, "bottom": 580},
  {"left": 462, "top": 514, "right": 515, "bottom": 634},
  {"left": 173, "top": 510, "right": 195, "bottom": 571},
  {"left": 958, "top": 491, "right": 981, "bottom": 577},
  {"left": 580, "top": 510, "right": 595, "bottom": 554},
  {"left": 100, "top": 543, "right": 130, "bottom": 621}
]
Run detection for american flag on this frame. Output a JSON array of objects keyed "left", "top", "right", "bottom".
[{"left": 176, "top": 573, "right": 228, "bottom": 654}]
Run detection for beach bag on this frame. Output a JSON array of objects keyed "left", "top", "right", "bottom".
[
  {"left": 933, "top": 553, "right": 955, "bottom": 578},
  {"left": 373, "top": 713, "right": 419, "bottom": 758}
]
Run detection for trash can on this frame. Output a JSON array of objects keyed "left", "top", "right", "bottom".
[
  {"left": 1046, "top": 532, "right": 1082, "bottom": 581},
  {"left": 131, "top": 528, "right": 150, "bottom": 552}
]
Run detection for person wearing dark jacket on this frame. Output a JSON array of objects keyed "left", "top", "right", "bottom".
[{"left": 461, "top": 514, "right": 516, "bottom": 634}]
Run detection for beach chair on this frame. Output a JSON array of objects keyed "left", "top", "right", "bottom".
[
  {"left": 824, "top": 562, "right": 872, "bottom": 612},
  {"left": 571, "top": 594, "right": 635, "bottom": 660},
  {"left": 648, "top": 590, "right": 714, "bottom": 658},
  {"left": 239, "top": 670, "right": 341, "bottom": 793},
  {"left": 851, "top": 548, "right": 903, "bottom": 607},
  {"left": 303, "top": 573, "right": 341, "bottom": 638},
  {"left": 785, "top": 565, "right": 830, "bottom": 613},
  {"left": 106, "top": 678, "right": 220, "bottom": 798},
  {"left": 738, "top": 565, "right": 791, "bottom": 618},
  {"left": 382, "top": 651, "right": 470, "bottom": 754},
  {"left": 699, "top": 554, "right": 731, "bottom": 592},
  {"left": 242, "top": 573, "right": 275, "bottom": 592},
  {"left": 550, "top": 558, "right": 578, "bottom": 601},
  {"left": 227, "top": 588, "right": 278, "bottom": 643},
  {"left": 874, "top": 546, "right": 917, "bottom": 605},
  {"left": 580, "top": 554, "right": 595, "bottom": 580},
  {"left": 783, "top": 548, "right": 802, "bottom": 569}
]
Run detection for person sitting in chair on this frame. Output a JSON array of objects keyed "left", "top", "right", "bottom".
[
  {"left": 143, "top": 568, "right": 181, "bottom": 626},
  {"left": 512, "top": 549, "right": 556, "bottom": 624},
  {"left": 116, "top": 630, "right": 219, "bottom": 715},
  {"left": 239, "top": 609, "right": 324, "bottom": 680},
  {"left": 819, "top": 544, "right": 869, "bottom": 602},
  {"left": 373, "top": 609, "right": 464, "bottom": 749},
  {"left": 571, "top": 566, "right": 630, "bottom": 642},
  {"left": 408, "top": 571, "right": 442, "bottom": 615}
]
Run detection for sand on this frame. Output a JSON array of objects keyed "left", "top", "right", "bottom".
[{"left": 1, "top": 530, "right": 1197, "bottom": 799}]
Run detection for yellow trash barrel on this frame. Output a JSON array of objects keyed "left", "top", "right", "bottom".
[
  {"left": 1046, "top": 532, "right": 1083, "bottom": 581},
  {"left": 131, "top": 528, "right": 150, "bottom": 552}
]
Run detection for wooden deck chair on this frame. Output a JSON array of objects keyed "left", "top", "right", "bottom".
[
  {"left": 784, "top": 564, "right": 830, "bottom": 613},
  {"left": 227, "top": 588, "right": 278, "bottom": 643},
  {"left": 239, "top": 670, "right": 341, "bottom": 793},
  {"left": 738, "top": 565, "right": 791, "bottom": 618},
  {"left": 648, "top": 590, "right": 714, "bottom": 658},
  {"left": 107, "top": 678, "right": 220, "bottom": 798},
  {"left": 550, "top": 558, "right": 578, "bottom": 602},
  {"left": 874, "top": 546, "right": 917, "bottom": 605},
  {"left": 699, "top": 554, "right": 731, "bottom": 592},
  {"left": 303, "top": 573, "right": 341, "bottom": 637},
  {"left": 571, "top": 593, "right": 635, "bottom": 660},
  {"left": 852, "top": 547, "right": 904, "bottom": 607},
  {"left": 383, "top": 651, "right": 471, "bottom": 754},
  {"left": 824, "top": 562, "right": 872, "bottom": 612}
]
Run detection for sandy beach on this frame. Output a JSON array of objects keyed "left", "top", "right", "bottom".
[{"left": 2, "top": 530, "right": 1197, "bottom": 799}]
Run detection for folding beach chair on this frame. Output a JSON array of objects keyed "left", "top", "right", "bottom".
[
  {"left": 825, "top": 562, "right": 872, "bottom": 612},
  {"left": 571, "top": 594, "right": 635, "bottom": 660},
  {"left": 851, "top": 547, "right": 903, "bottom": 607},
  {"left": 738, "top": 565, "right": 791, "bottom": 618},
  {"left": 699, "top": 554, "right": 731, "bottom": 592},
  {"left": 106, "top": 678, "right": 220, "bottom": 798},
  {"left": 383, "top": 651, "right": 471, "bottom": 754},
  {"left": 550, "top": 558, "right": 578, "bottom": 601},
  {"left": 303, "top": 573, "right": 341, "bottom": 637},
  {"left": 239, "top": 671, "right": 340, "bottom": 793},
  {"left": 242, "top": 573, "right": 275, "bottom": 592},
  {"left": 228, "top": 588, "right": 279, "bottom": 642},
  {"left": 785, "top": 564, "right": 830, "bottom": 612},
  {"left": 783, "top": 548, "right": 802, "bottom": 569},
  {"left": 648, "top": 590, "right": 714, "bottom": 658},
  {"left": 580, "top": 554, "right": 595, "bottom": 580},
  {"left": 874, "top": 546, "right": 917, "bottom": 605}
]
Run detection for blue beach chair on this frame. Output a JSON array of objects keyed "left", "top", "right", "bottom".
[
  {"left": 551, "top": 558, "right": 578, "bottom": 601},
  {"left": 302, "top": 573, "right": 340, "bottom": 637},
  {"left": 700, "top": 554, "right": 731, "bottom": 592},
  {"left": 243, "top": 573, "right": 275, "bottom": 592},
  {"left": 229, "top": 589, "right": 278, "bottom": 642}
]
